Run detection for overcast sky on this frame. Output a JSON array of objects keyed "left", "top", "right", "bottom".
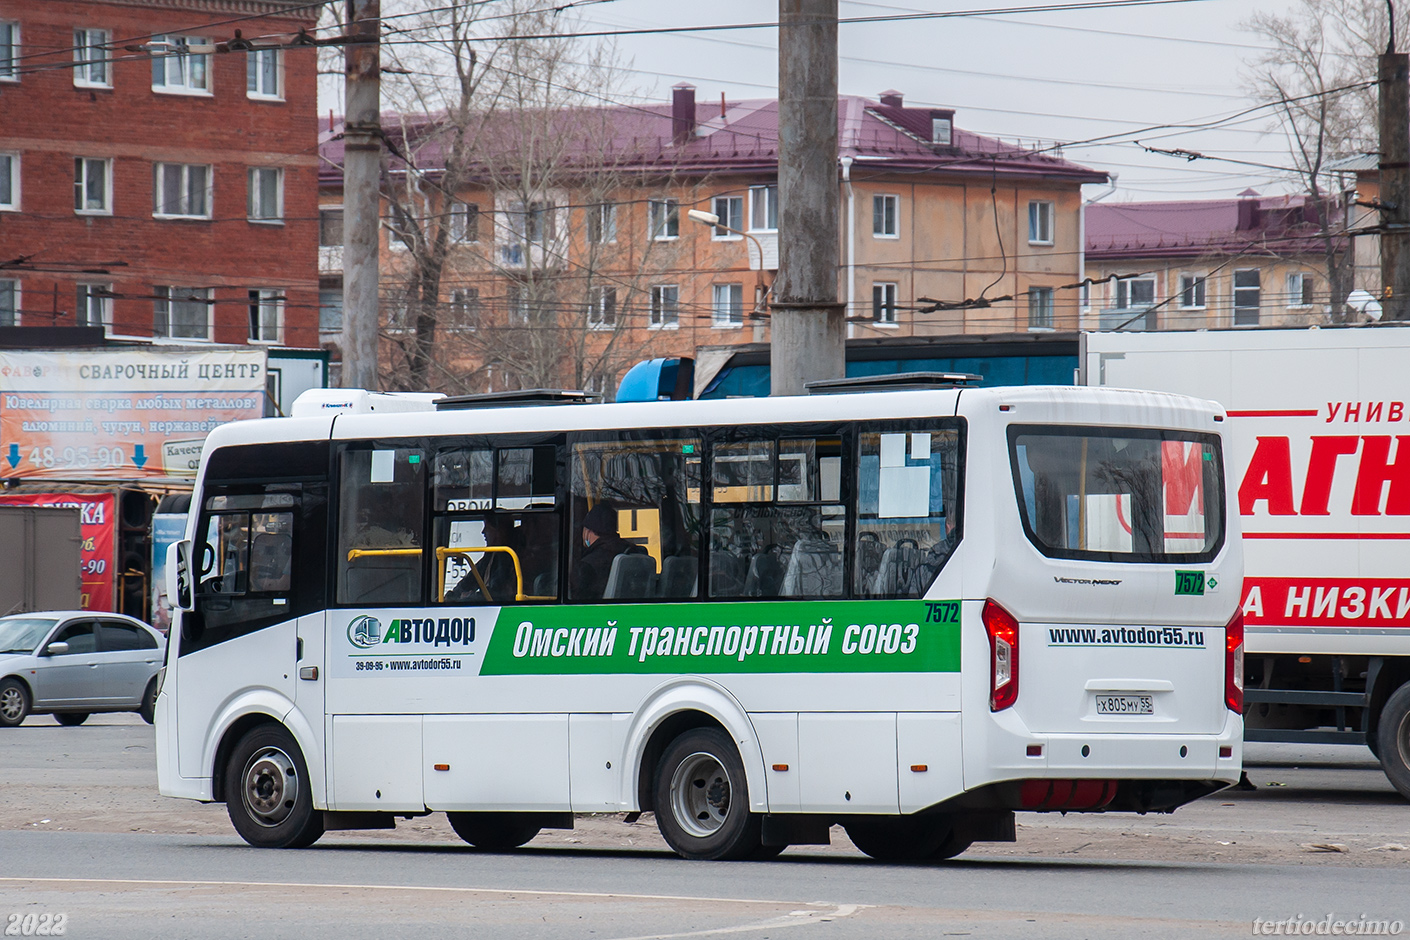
[{"left": 323, "top": 0, "right": 1333, "bottom": 204}]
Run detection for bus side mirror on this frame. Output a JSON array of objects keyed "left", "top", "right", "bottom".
[{"left": 170, "top": 540, "right": 195, "bottom": 612}]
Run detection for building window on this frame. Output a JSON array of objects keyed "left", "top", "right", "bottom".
[
  {"left": 1179, "top": 274, "right": 1206, "bottom": 309},
  {"left": 154, "top": 286, "right": 211, "bottom": 340},
  {"left": 1079, "top": 280, "right": 1091, "bottom": 312},
  {"left": 247, "top": 167, "right": 283, "bottom": 222},
  {"left": 1234, "top": 268, "right": 1261, "bottom": 325},
  {"left": 73, "top": 29, "right": 111, "bottom": 87},
  {"left": 712, "top": 283, "right": 743, "bottom": 328},
  {"left": 248, "top": 289, "right": 283, "bottom": 343},
  {"left": 0, "top": 153, "right": 17, "bottom": 210},
  {"left": 154, "top": 163, "right": 211, "bottom": 219},
  {"left": 319, "top": 288, "right": 343, "bottom": 333},
  {"left": 151, "top": 36, "right": 211, "bottom": 93},
  {"left": 1114, "top": 275, "right": 1155, "bottom": 310},
  {"left": 749, "top": 185, "right": 778, "bottom": 232},
  {"left": 650, "top": 285, "right": 679, "bottom": 329},
  {"left": 649, "top": 198, "right": 679, "bottom": 240},
  {"left": 319, "top": 207, "right": 344, "bottom": 246},
  {"left": 246, "top": 48, "right": 281, "bottom": 99},
  {"left": 588, "top": 286, "right": 617, "bottom": 330},
  {"left": 873, "top": 194, "right": 899, "bottom": 237},
  {"left": 74, "top": 157, "right": 111, "bottom": 214},
  {"left": 450, "top": 203, "right": 479, "bottom": 243},
  {"left": 1028, "top": 286, "right": 1055, "bottom": 330},
  {"left": 931, "top": 116, "right": 952, "bottom": 146},
  {"left": 1287, "top": 272, "right": 1315, "bottom": 308},
  {"left": 587, "top": 203, "right": 616, "bottom": 244},
  {"left": 448, "top": 288, "right": 478, "bottom": 332},
  {"left": 872, "top": 282, "right": 898, "bottom": 324},
  {"left": 0, "top": 280, "right": 17, "bottom": 327},
  {"left": 76, "top": 283, "right": 111, "bottom": 330},
  {"left": 1028, "top": 200, "right": 1054, "bottom": 245},
  {"left": 712, "top": 195, "right": 743, "bottom": 238},
  {"left": 507, "top": 199, "right": 553, "bottom": 247},
  {"left": 0, "top": 21, "right": 18, "bottom": 82},
  {"left": 388, "top": 202, "right": 417, "bottom": 251}
]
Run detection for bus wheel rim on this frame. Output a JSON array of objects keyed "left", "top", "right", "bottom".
[
  {"left": 0, "top": 688, "right": 20, "bottom": 720},
  {"left": 670, "top": 751, "right": 731, "bottom": 839},
  {"left": 242, "top": 746, "right": 299, "bottom": 827}
]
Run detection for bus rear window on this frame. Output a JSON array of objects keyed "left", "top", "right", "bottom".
[{"left": 1008, "top": 426, "right": 1224, "bottom": 563}]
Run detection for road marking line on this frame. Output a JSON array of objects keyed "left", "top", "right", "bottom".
[
  {"left": 604, "top": 903, "right": 865, "bottom": 940},
  {"left": 0, "top": 876, "right": 814, "bottom": 907}
]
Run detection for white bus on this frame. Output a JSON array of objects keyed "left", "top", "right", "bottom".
[{"left": 156, "top": 381, "right": 1244, "bottom": 861}]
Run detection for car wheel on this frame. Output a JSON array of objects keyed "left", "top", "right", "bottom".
[
  {"left": 138, "top": 680, "right": 157, "bottom": 725},
  {"left": 1376, "top": 681, "right": 1410, "bottom": 801},
  {"left": 0, "top": 679, "right": 30, "bottom": 728},
  {"left": 55, "top": 712, "right": 89, "bottom": 727},
  {"left": 224, "top": 724, "right": 325, "bottom": 849},
  {"left": 447, "top": 813, "right": 542, "bottom": 850},
  {"left": 653, "top": 727, "right": 762, "bottom": 860},
  {"left": 844, "top": 816, "right": 952, "bottom": 861}
]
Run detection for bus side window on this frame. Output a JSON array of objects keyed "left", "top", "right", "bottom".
[
  {"left": 337, "top": 446, "right": 426, "bottom": 605},
  {"left": 854, "top": 426, "right": 962, "bottom": 599},
  {"left": 570, "top": 435, "right": 701, "bottom": 602}
]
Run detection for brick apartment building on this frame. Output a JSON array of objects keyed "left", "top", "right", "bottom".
[
  {"left": 317, "top": 87, "right": 1106, "bottom": 395},
  {"left": 0, "top": 0, "right": 321, "bottom": 348}
]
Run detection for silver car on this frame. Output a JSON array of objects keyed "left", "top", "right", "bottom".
[{"left": 0, "top": 612, "right": 165, "bottom": 727}]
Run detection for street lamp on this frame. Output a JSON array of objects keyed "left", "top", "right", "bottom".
[{"left": 686, "top": 209, "right": 772, "bottom": 321}]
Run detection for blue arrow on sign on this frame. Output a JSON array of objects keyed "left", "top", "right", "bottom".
[
  {"left": 132, "top": 444, "right": 148, "bottom": 469},
  {"left": 5, "top": 444, "right": 18, "bottom": 469}
]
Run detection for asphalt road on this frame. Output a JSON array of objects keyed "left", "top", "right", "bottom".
[{"left": 2, "top": 716, "right": 1407, "bottom": 940}]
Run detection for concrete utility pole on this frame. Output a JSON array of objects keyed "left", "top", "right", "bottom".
[
  {"left": 341, "top": 0, "right": 381, "bottom": 388},
  {"left": 1380, "top": 3, "right": 1410, "bottom": 321},
  {"left": 771, "top": 0, "right": 844, "bottom": 396}
]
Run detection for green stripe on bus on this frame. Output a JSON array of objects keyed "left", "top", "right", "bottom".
[{"left": 480, "top": 600, "right": 961, "bottom": 675}]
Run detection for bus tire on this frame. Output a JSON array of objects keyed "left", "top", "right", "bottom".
[
  {"left": 138, "top": 680, "right": 157, "bottom": 725},
  {"left": 0, "top": 679, "right": 30, "bottom": 728},
  {"left": 55, "top": 712, "right": 89, "bottom": 726},
  {"left": 447, "top": 813, "right": 541, "bottom": 851},
  {"left": 653, "top": 727, "right": 762, "bottom": 860},
  {"left": 1376, "top": 682, "right": 1410, "bottom": 801},
  {"left": 845, "top": 816, "right": 951, "bottom": 861},
  {"left": 224, "top": 724, "right": 325, "bottom": 849}
]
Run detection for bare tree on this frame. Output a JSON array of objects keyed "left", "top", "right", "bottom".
[{"left": 1242, "top": 0, "right": 1395, "bottom": 317}]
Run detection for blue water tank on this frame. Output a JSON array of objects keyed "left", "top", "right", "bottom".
[{"left": 616, "top": 358, "right": 694, "bottom": 402}]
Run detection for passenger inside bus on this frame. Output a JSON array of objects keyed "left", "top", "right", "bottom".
[
  {"left": 444, "top": 512, "right": 522, "bottom": 604},
  {"left": 572, "top": 503, "right": 647, "bottom": 601}
]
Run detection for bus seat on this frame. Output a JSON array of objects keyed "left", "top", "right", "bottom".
[
  {"left": 743, "top": 548, "right": 785, "bottom": 597},
  {"left": 533, "top": 570, "right": 558, "bottom": 598},
  {"left": 604, "top": 553, "right": 658, "bottom": 599},
  {"left": 781, "top": 538, "right": 842, "bottom": 597},
  {"left": 709, "top": 551, "right": 747, "bottom": 597},
  {"left": 659, "top": 555, "right": 698, "bottom": 598}
]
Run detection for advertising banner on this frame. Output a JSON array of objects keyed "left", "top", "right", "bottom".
[
  {"left": 149, "top": 513, "right": 187, "bottom": 633},
  {"left": 0, "top": 348, "right": 266, "bottom": 481},
  {"left": 0, "top": 492, "right": 116, "bottom": 611}
]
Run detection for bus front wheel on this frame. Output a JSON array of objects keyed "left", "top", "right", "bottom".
[
  {"left": 1377, "top": 682, "right": 1410, "bottom": 801},
  {"left": 224, "top": 724, "right": 325, "bottom": 849},
  {"left": 447, "top": 813, "right": 542, "bottom": 850},
  {"left": 653, "top": 727, "right": 762, "bottom": 861}
]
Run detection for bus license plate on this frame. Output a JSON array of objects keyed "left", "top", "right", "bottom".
[{"left": 1095, "top": 694, "right": 1153, "bottom": 715}]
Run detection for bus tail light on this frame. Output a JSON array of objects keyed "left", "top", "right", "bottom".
[
  {"left": 1225, "top": 609, "right": 1244, "bottom": 714},
  {"left": 983, "top": 599, "right": 1019, "bottom": 711}
]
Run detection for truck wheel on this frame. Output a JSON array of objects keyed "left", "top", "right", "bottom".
[
  {"left": 447, "top": 813, "right": 542, "bottom": 850},
  {"left": 1377, "top": 682, "right": 1410, "bottom": 801},
  {"left": 224, "top": 724, "right": 325, "bottom": 848},
  {"left": 55, "top": 713, "right": 89, "bottom": 726},
  {"left": 844, "top": 816, "right": 950, "bottom": 861},
  {"left": 654, "top": 727, "right": 762, "bottom": 860},
  {"left": 0, "top": 679, "right": 30, "bottom": 728}
]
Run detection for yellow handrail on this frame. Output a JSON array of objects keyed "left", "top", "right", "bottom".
[
  {"left": 436, "top": 546, "right": 555, "bottom": 603},
  {"left": 346, "top": 547, "right": 423, "bottom": 562}
]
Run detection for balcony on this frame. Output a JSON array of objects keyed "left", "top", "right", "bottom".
[{"left": 1098, "top": 306, "right": 1156, "bottom": 331}]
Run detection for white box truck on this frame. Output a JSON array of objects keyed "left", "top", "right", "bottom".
[{"left": 1082, "top": 326, "right": 1410, "bottom": 799}]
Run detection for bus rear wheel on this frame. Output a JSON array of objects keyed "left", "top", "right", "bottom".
[
  {"left": 654, "top": 727, "right": 762, "bottom": 860},
  {"left": 447, "top": 813, "right": 542, "bottom": 850},
  {"left": 224, "top": 724, "right": 325, "bottom": 849},
  {"left": 845, "top": 815, "right": 954, "bottom": 861},
  {"left": 1377, "top": 682, "right": 1410, "bottom": 801}
]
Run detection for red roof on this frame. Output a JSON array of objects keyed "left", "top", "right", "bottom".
[
  {"left": 318, "top": 92, "right": 1107, "bottom": 186},
  {"left": 1086, "top": 194, "right": 1338, "bottom": 260}
]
